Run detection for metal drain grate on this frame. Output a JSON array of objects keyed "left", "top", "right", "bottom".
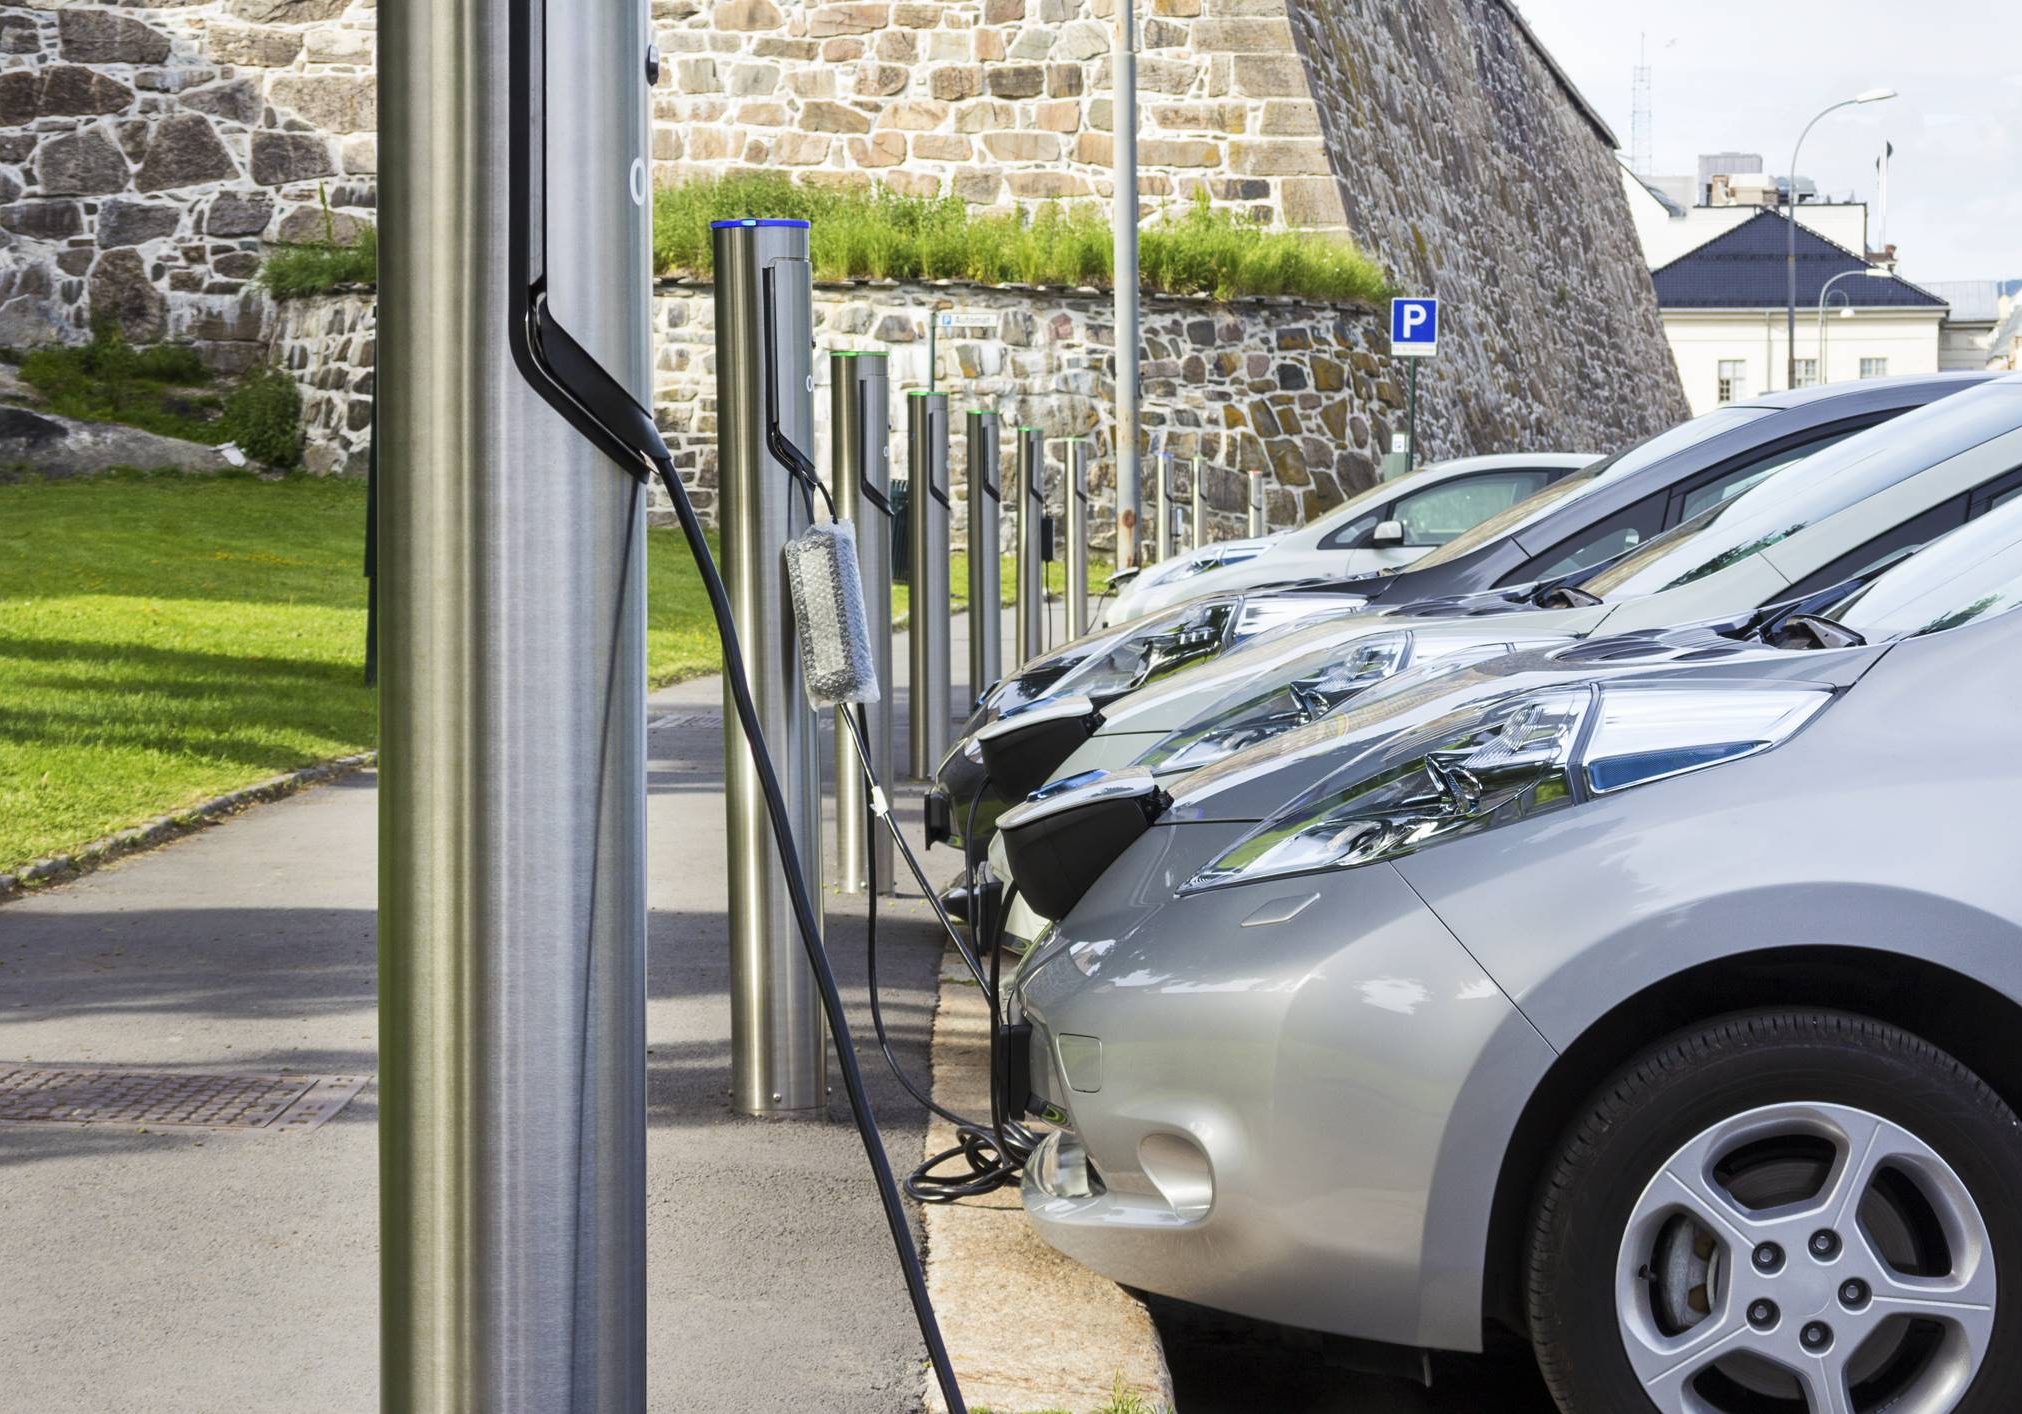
[{"left": 0, "top": 1066, "right": 367, "bottom": 1133}]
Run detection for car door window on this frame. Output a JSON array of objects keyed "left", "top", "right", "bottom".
[
  {"left": 1316, "top": 511, "right": 1381, "bottom": 551},
  {"left": 1519, "top": 493, "right": 1669, "bottom": 582},
  {"left": 1390, "top": 472, "right": 1549, "bottom": 548},
  {"left": 1782, "top": 464, "right": 2022, "bottom": 600},
  {"left": 1673, "top": 427, "right": 1866, "bottom": 522}
]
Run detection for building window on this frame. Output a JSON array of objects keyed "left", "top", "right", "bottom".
[
  {"left": 1716, "top": 360, "right": 1748, "bottom": 404},
  {"left": 1860, "top": 357, "right": 1889, "bottom": 379},
  {"left": 1794, "top": 358, "right": 1819, "bottom": 388}
]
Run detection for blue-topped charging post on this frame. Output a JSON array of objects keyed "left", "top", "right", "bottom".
[{"left": 715, "top": 217, "right": 827, "bottom": 1117}]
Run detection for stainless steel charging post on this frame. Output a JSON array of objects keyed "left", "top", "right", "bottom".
[
  {"left": 1248, "top": 465, "right": 1265, "bottom": 537},
  {"left": 717, "top": 219, "right": 825, "bottom": 1117},
  {"left": 832, "top": 350, "right": 893, "bottom": 896},
  {"left": 1065, "top": 437, "right": 1090, "bottom": 639},
  {"left": 1015, "top": 424, "right": 1046, "bottom": 665},
  {"left": 908, "top": 390, "right": 951, "bottom": 776},
  {"left": 1190, "top": 454, "right": 1206, "bottom": 550},
  {"left": 965, "top": 408, "right": 1002, "bottom": 704}
]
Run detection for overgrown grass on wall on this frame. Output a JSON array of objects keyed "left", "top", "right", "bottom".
[
  {"left": 655, "top": 175, "right": 1389, "bottom": 303},
  {"left": 256, "top": 176, "right": 1386, "bottom": 304}
]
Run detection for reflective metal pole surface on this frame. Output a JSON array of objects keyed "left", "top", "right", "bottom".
[
  {"left": 1248, "top": 465, "right": 1265, "bottom": 537},
  {"left": 718, "top": 220, "right": 825, "bottom": 1117},
  {"left": 1112, "top": 0, "right": 1140, "bottom": 568},
  {"left": 908, "top": 391, "right": 951, "bottom": 776},
  {"left": 1153, "top": 449, "right": 1173, "bottom": 562},
  {"left": 965, "top": 409, "right": 1001, "bottom": 704},
  {"left": 380, "top": 0, "right": 647, "bottom": 1405},
  {"left": 1066, "top": 438, "right": 1091, "bottom": 640},
  {"left": 1190, "top": 454, "right": 1206, "bottom": 550},
  {"left": 1015, "top": 424, "right": 1046, "bottom": 666},
  {"left": 832, "top": 351, "right": 893, "bottom": 895}
]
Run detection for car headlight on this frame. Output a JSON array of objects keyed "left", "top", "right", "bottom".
[
  {"left": 1138, "top": 632, "right": 1416, "bottom": 773},
  {"left": 1050, "top": 598, "right": 1241, "bottom": 703},
  {"left": 1136, "top": 635, "right": 1521, "bottom": 775},
  {"left": 1184, "top": 682, "right": 1834, "bottom": 892}
]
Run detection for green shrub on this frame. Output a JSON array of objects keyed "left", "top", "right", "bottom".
[
  {"left": 221, "top": 363, "right": 304, "bottom": 469},
  {"left": 257, "top": 225, "right": 379, "bottom": 300},
  {"left": 18, "top": 322, "right": 225, "bottom": 442},
  {"left": 652, "top": 173, "right": 1389, "bottom": 304}
]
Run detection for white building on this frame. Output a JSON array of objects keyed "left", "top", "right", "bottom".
[
  {"left": 1927, "top": 280, "right": 2022, "bottom": 371},
  {"left": 1623, "top": 167, "right": 1946, "bottom": 416}
]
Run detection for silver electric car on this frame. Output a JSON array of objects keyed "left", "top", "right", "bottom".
[
  {"left": 982, "top": 373, "right": 2022, "bottom": 945},
  {"left": 1005, "top": 491, "right": 2022, "bottom": 1414}
]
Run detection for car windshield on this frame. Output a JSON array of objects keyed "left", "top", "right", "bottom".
[
  {"left": 1410, "top": 470, "right": 1597, "bottom": 567},
  {"left": 1824, "top": 493, "right": 2022, "bottom": 640},
  {"left": 1584, "top": 380, "right": 2022, "bottom": 601},
  {"left": 1405, "top": 407, "right": 1768, "bottom": 570}
]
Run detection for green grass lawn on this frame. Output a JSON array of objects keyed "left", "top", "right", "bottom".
[{"left": 0, "top": 474, "right": 1092, "bottom": 875}]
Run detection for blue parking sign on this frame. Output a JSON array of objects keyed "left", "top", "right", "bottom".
[{"left": 1390, "top": 297, "right": 1438, "bottom": 358}]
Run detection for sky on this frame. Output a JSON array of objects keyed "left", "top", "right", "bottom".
[{"left": 1514, "top": 0, "right": 2022, "bottom": 285}]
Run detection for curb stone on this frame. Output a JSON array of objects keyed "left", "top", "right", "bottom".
[
  {"left": 919, "top": 943, "right": 1173, "bottom": 1413},
  {"left": 0, "top": 752, "right": 377, "bottom": 901}
]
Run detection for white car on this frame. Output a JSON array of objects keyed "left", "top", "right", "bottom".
[{"left": 1099, "top": 451, "right": 1599, "bottom": 628}]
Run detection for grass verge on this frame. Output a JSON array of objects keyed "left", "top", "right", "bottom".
[
  {"left": 657, "top": 175, "right": 1387, "bottom": 303},
  {"left": 2, "top": 475, "right": 721, "bottom": 874}
]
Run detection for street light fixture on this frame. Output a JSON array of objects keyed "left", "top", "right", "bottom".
[
  {"left": 1786, "top": 87, "right": 1897, "bottom": 390},
  {"left": 1814, "top": 266, "right": 1893, "bottom": 385}
]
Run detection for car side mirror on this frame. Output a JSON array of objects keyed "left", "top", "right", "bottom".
[{"left": 1371, "top": 519, "right": 1405, "bottom": 547}]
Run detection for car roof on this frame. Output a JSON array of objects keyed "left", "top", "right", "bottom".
[{"left": 1734, "top": 370, "right": 1999, "bottom": 412}]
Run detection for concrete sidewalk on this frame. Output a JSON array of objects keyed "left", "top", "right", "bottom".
[{"left": 0, "top": 601, "right": 1157, "bottom": 1413}]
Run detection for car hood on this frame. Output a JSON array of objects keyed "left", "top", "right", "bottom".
[{"left": 1160, "top": 623, "right": 1890, "bottom": 825}]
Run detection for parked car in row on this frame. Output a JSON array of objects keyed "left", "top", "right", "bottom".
[
  {"left": 978, "top": 374, "right": 2022, "bottom": 945},
  {"left": 933, "top": 374, "right": 1995, "bottom": 858},
  {"left": 1102, "top": 451, "right": 1596, "bottom": 627},
  {"left": 1004, "top": 484, "right": 2022, "bottom": 1414},
  {"left": 1107, "top": 374, "right": 1989, "bottom": 629}
]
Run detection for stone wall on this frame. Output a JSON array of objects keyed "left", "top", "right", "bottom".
[
  {"left": 271, "top": 284, "right": 372, "bottom": 472},
  {"left": 1282, "top": 0, "right": 1691, "bottom": 450},
  {"left": 652, "top": 277, "right": 1387, "bottom": 547},
  {"left": 0, "top": 0, "right": 375, "bottom": 362},
  {"left": 8, "top": 0, "right": 1687, "bottom": 478}
]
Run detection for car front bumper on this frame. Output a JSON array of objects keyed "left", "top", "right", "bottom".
[{"left": 1011, "top": 824, "right": 1556, "bottom": 1351}]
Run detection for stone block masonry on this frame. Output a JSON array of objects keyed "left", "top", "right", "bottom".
[
  {"left": 650, "top": 276, "right": 1392, "bottom": 548},
  {"left": 0, "top": 0, "right": 375, "bottom": 365}
]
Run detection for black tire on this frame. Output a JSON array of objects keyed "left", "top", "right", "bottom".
[{"left": 1525, "top": 1008, "right": 2022, "bottom": 1414}]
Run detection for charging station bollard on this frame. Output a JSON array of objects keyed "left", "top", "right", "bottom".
[
  {"left": 1191, "top": 455, "right": 1207, "bottom": 551},
  {"left": 833, "top": 351, "right": 893, "bottom": 896},
  {"left": 966, "top": 409, "right": 1001, "bottom": 704},
  {"left": 908, "top": 390, "right": 951, "bottom": 777},
  {"left": 1015, "top": 425, "right": 1046, "bottom": 667},
  {"left": 381, "top": 0, "right": 648, "bottom": 1403},
  {"left": 1066, "top": 438, "right": 1090, "bottom": 639},
  {"left": 719, "top": 220, "right": 826, "bottom": 1118},
  {"left": 1249, "top": 465, "right": 1266, "bottom": 537},
  {"left": 1154, "top": 450, "right": 1174, "bottom": 563}
]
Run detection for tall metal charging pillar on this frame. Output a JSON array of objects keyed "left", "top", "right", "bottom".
[
  {"left": 908, "top": 390, "right": 951, "bottom": 777},
  {"left": 1065, "top": 437, "right": 1091, "bottom": 639},
  {"left": 833, "top": 351, "right": 893, "bottom": 896},
  {"left": 1015, "top": 424, "right": 1046, "bottom": 666},
  {"left": 718, "top": 219, "right": 825, "bottom": 1116},
  {"left": 1190, "top": 455, "right": 1207, "bottom": 550},
  {"left": 1153, "top": 449, "right": 1174, "bottom": 562},
  {"left": 1249, "top": 465, "right": 1266, "bottom": 537},
  {"left": 380, "top": 0, "right": 647, "bottom": 1404},
  {"left": 965, "top": 409, "right": 1002, "bottom": 704}
]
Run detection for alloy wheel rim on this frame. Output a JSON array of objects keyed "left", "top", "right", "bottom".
[{"left": 1613, "top": 1101, "right": 1995, "bottom": 1414}]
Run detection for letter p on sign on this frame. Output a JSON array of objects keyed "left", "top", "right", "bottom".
[{"left": 1390, "top": 297, "right": 1438, "bottom": 359}]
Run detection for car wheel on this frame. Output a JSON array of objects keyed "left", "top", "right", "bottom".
[{"left": 1526, "top": 1009, "right": 2022, "bottom": 1414}]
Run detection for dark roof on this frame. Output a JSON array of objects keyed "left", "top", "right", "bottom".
[{"left": 1651, "top": 210, "right": 1946, "bottom": 311}]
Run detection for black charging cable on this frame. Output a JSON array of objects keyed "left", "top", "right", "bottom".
[{"left": 648, "top": 454, "right": 967, "bottom": 1414}]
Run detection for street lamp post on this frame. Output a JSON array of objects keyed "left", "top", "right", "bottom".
[
  {"left": 1786, "top": 87, "right": 1896, "bottom": 390},
  {"left": 1815, "top": 266, "right": 1892, "bottom": 385}
]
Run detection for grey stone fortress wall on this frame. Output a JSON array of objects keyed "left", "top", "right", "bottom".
[{"left": 2, "top": 0, "right": 1686, "bottom": 485}]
